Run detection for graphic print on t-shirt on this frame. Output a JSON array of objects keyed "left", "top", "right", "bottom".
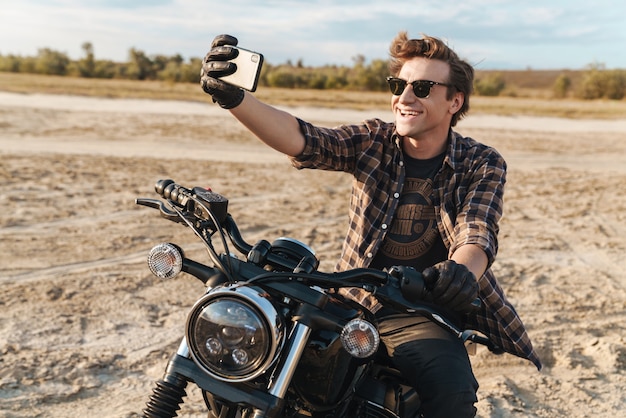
[{"left": 378, "top": 177, "right": 439, "bottom": 261}]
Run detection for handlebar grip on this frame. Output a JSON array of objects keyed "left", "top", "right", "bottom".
[
  {"left": 155, "top": 179, "right": 175, "bottom": 196},
  {"left": 155, "top": 179, "right": 193, "bottom": 207}
]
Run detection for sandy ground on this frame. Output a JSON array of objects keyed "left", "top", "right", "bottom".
[{"left": 1, "top": 91, "right": 625, "bottom": 417}]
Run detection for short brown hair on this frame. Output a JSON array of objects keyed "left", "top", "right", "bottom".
[{"left": 389, "top": 31, "right": 474, "bottom": 126}]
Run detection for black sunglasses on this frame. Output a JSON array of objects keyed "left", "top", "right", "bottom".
[{"left": 386, "top": 77, "right": 451, "bottom": 98}]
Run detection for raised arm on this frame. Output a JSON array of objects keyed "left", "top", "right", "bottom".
[
  {"left": 200, "top": 34, "right": 305, "bottom": 157},
  {"left": 229, "top": 92, "right": 305, "bottom": 157}
]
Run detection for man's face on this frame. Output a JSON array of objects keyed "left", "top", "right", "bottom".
[{"left": 391, "top": 57, "right": 462, "bottom": 141}]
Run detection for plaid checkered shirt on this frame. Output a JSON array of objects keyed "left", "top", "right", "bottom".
[{"left": 290, "top": 117, "right": 542, "bottom": 370}]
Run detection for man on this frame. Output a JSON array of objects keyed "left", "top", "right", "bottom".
[{"left": 201, "top": 32, "right": 541, "bottom": 417}]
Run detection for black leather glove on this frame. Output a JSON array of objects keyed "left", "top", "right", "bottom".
[
  {"left": 200, "top": 34, "right": 245, "bottom": 109},
  {"left": 422, "top": 260, "right": 479, "bottom": 313}
]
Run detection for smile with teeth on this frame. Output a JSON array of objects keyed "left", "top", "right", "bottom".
[{"left": 399, "top": 109, "right": 421, "bottom": 116}]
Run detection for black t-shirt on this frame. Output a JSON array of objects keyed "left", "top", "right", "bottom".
[{"left": 370, "top": 152, "right": 448, "bottom": 272}]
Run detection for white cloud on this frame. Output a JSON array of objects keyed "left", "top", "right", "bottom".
[{"left": 1, "top": 0, "right": 625, "bottom": 69}]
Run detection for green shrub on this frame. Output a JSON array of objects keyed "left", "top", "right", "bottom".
[
  {"left": 474, "top": 73, "right": 506, "bottom": 96},
  {"left": 266, "top": 67, "right": 298, "bottom": 88},
  {"left": 34, "top": 48, "right": 70, "bottom": 76},
  {"left": 0, "top": 54, "right": 21, "bottom": 72},
  {"left": 553, "top": 74, "right": 571, "bottom": 98},
  {"left": 576, "top": 64, "right": 626, "bottom": 100}
]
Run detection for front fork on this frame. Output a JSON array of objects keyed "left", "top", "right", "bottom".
[
  {"left": 267, "top": 321, "right": 311, "bottom": 398},
  {"left": 142, "top": 339, "right": 192, "bottom": 418},
  {"left": 142, "top": 322, "right": 313, "bottom": 418}
]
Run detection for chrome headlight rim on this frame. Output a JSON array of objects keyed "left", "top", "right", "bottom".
[{"left": 185, "top": 283, "right": 284, "bottom": 382}]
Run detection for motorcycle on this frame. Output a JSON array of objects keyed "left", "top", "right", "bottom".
[{"left": 136, "top": 179, "right": 500, "bottom": 418}]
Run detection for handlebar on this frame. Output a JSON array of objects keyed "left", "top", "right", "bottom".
[
  {"left": 138, "top": 179, "right": 482, "bottom": 305},
  {"left": 137, "top": 179, "right": 493, "bottom": 349}
]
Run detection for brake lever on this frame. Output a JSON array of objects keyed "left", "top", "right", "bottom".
[
  {"left": 135, "top": 198, "right": 187, "bottom": 223},
  {"left": 373, "top": 281, "right": 419, "bottom": 314},
  {"left": 375, "top": 284, "right": 468, "bottom": 340}
]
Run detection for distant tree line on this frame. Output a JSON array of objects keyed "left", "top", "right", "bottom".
[
  {"left": 473, "top": 66, "right": 626, "bottom": 100},
  {"left": 0, "top": 43, "right": 388, "bottom": 91},
  {"left": 1, "top": 43, "right": 624, "bottom": 99},
  {"left": 0, "top": 43, "right": 202, "bottom": 82}
]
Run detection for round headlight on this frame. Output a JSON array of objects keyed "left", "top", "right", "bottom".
[
  {"left": 186, "top": 284, "right": 284, "bottom": 382},
  {"left": 340, "top": 318, "right": 379, "bottom": 358},
  {"left": 147, "top": 243, "right": 183, "bottom": 279}
]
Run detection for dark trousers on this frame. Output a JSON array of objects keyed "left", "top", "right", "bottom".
[{"left": 377, "top": 314, "right": 479, "bottom": 418}]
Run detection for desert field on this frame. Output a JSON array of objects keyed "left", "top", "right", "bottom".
[{"left": 1, "top": 90, "right": 625, "bottom": 417}]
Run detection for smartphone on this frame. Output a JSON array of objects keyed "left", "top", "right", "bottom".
[{"left": 219, "top": 46, "right": 264, "bottom": 92}]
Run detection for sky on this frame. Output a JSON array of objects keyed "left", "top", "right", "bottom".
[{"left": 1, "top": 0, "right": 625, "bottom": 70}]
